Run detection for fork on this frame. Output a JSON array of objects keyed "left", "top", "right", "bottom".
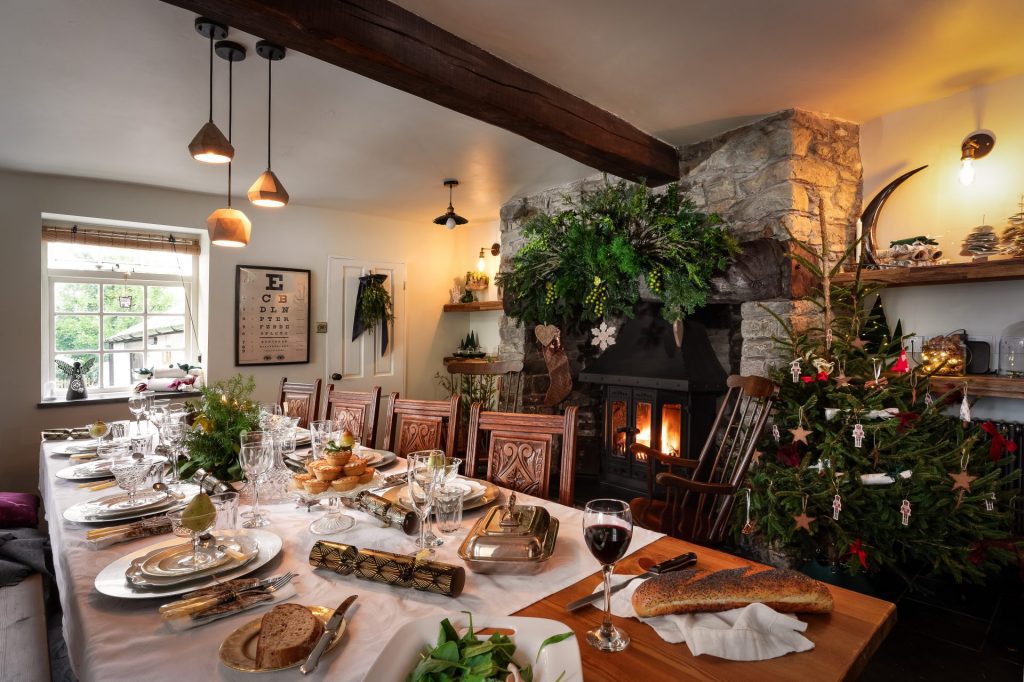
[{"left": 161, "top": 572, "right": 296, "bottom": 619}]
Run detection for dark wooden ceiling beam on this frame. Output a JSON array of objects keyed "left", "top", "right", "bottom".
[{"left": 160, "top": 0, "right": 680, "bottom": 185}]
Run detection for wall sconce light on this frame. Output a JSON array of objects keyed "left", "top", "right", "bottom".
[
  {"left": 476, "top": 247, "right": 486, "bottom": 273},
  {"left": 959, "top": 131, "right": 995, "bottom": 186}
]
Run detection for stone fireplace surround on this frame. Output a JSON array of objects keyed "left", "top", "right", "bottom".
[{"left": 496, "top": 109, "right": 862, "bottom": 489}]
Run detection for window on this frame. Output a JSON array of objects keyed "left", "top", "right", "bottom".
[{"left": 43, "top": 225, "right": 200, "bottom": 395}]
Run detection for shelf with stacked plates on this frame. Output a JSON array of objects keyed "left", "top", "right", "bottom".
[
  {"left": 442, "top": 300, "right": 504, "bottom": 312},
  {"left": 834, "top": 258, "right": 1024, "bottom": 288},
  {"left": 929, "top": 375, "right": 1024, "bottom": 400}
]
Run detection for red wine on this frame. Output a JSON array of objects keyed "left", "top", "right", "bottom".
[{"left": 584, "top": 524, "right": 632, "bottom": 565}]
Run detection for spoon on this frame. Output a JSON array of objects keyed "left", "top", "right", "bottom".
[
  {"left": 153, "top": 482, "right": 186, "bottom": 500},
  {"left": 198, "top": 533, "right": 246, "bottom": 562}
]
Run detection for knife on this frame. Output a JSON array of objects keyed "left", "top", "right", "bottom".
[
  {"left": 300, "top": 595, "right": 357, "bottom": 675},
  {"left": 565, "top": 552, "right": 697, "bottom": 612}
]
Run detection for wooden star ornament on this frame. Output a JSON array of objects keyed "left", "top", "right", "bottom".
[
  {"left": 850, "top": 337, "right": 868, "bottom": 349},
  {"left": 751, "top": 449, "right": 763, "bottom": 465},
  {"left": 834, "top": 373, "right": 851, "bottom": 388},
  {"left": 793, "top": 512, "right": 817, "bottom": 532},
  {"left": 949, "top": 469, "right": 977, "bottom": 492},
  {"left": 789, "top": 425, "right": 812, "bottom": 444}
]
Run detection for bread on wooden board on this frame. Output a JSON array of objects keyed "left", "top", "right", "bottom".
[
  {"left": 254, "top": 604, "right": 325, "bottom": 669},
  {"left": 632, "top": 566, "right": 834, "bottom": 617}
]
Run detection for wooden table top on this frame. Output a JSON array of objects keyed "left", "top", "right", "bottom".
[{"left": 515, "top": 536, "right": 896, "bottom": 681}]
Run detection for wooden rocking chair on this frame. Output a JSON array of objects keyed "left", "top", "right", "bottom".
[{"left": 630, "top": 375, "right": 778, "bottom": 544}]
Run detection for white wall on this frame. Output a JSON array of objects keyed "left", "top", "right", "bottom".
[
  {"left": 861, "top": 74, "right": 1024, "bottom": 421},
  {"left": 1, "top": 169, "right": 465, "bottom": 492}
]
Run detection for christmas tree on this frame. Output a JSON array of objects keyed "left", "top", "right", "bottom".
[{"left": 739, "top": 215, "right": 1017, "bottom": 584}]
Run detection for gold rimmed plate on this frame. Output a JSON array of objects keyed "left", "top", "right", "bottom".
[
  {"left": 136, "top": 536, "right": 254, "bottom": 579},
  {"left": 383, "top": 477, "right": 501, "bottom": 512},
  {"left": 219, "top": 605, "right": 347, "bottom": 673}
]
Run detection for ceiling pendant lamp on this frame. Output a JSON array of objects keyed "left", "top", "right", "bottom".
[
  {"left": 248, "top": 41, "right": 289, "bottom": 207},
  {"left": 207, "top": 40, "right": 251, "bottom": 247},
  {"left": 433, "top": 179, "right": 468, "bottom": 229},
  {"left": 188, "top": 18, "right": 233, "bottom": 164}
]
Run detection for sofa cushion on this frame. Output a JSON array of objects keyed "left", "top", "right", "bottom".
[{"left": 0, "top": 493, "right": 38, "bottom": 530}]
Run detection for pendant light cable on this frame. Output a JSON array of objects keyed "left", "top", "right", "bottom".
[
  {"left": 227, "top": 57, "right": 233, "bottom": 208},
  {"left": 266, "top": 57, "right": 272, "bottom": 169},
  {"left": 207, "top": 33, "right": 214, "bottom": 121}
]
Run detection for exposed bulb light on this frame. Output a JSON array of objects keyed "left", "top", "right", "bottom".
[
  {"left": 959, "top": 131, "right": 995, "bottom": 187},
  {"left": 433, "top": 178, "right": 468, "bottom": 229},
  {"left": 248, "top": 41, "right": 289, "bottom": 208},
  {"left": 959, "top": 157, "right": 975, "bottom": 186},
  {"left": 189, "top": 18, "right": 233, "bottom": 164},
  {"left": 477, "top": 248, "right": 486, "bottom": 272}
]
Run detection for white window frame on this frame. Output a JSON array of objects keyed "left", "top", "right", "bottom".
[{"left": 44, "top": 252, "right": 199, "bottom": 396}]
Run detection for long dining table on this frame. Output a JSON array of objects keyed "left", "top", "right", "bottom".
[{"left": 39, "top": 433, "right": 894, "bottom": 681}]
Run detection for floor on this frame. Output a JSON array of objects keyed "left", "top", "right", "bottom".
[{"left": 855, "top": 569, "right": 1023, "bottom": 681}]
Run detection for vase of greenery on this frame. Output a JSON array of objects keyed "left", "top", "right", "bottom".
[{"left": 180, "top": 374, "right": 259, "bottom": 482}]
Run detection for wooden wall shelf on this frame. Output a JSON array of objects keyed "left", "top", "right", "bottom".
[
  {"left": 834, "top": 259, "right": 1024, "bottom": 288},
  {"left": 443, "top": 300, "right": 504, "bottom": 312},
  {"left": 930, "top": 375, "right": 1024, "bottom": 400}
]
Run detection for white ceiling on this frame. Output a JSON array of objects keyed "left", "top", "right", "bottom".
[{"left": 2, "top": 0, "right": 1023, "bottom": 223}]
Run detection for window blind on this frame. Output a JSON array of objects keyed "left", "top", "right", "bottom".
[{"left": 41, "top": 224, "right": 201, "bottom": 255}]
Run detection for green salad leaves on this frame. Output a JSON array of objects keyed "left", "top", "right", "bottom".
[{"left": 408, "top": 613, "right": 573, "bottom": 682}]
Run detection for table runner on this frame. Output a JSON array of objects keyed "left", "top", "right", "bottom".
[{"left": 39, "top": 439, "right": 662, "bottom": 681}]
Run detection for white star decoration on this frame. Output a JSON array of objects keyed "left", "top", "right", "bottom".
[{"left": 591, "top": 321, "right": 617, "bottom": 351}]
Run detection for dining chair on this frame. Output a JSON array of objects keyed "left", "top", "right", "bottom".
[
  {"left": 322, "top": 385, "right": 382, "bottom": 448},
  {"left": 629, "top": 374, "right": 778, "bottom": 544},
  {"left": 465, "top": 403, "right": 579, "bottom": 507},
  {"left": 382, "top": 393, "right": 459, "bottom": 459},
  {"left": 277, "top": 377, "right": 323, "bottom": 429},
  {"left": 444, "top": 359, "right": 524, "bottom": 412}
]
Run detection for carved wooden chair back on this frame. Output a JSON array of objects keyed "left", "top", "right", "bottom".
[
  {"left": 465, "top": 404, "right": 579, "bottom": 507},
  {"left": 322, "top": 385, "right": 382, "bottom": 448},
  {"left": 444, "top": 359, "right": 524, "bottom": 413},
  {"left": 278, "top": 377, "right": 322, "bottom": 429},
  {"left": 631, "top": 375, "right": 777, "bottom": 544},
  {"left": 382, "top": 393, "right": 459, "bottom": 459}
]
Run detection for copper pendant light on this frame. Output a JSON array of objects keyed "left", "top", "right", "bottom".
[
  {"left": 433, "top": 179, "right": 468, "bottom": 229},
  {"left": 207, "top": 40, "right": 252, "bottom": 247},
  {"left": 248, "top": 41, "right": 289, "bottom": 207},
  {"left": 188, "top": 18, "right": 233, "bottom": 164}
]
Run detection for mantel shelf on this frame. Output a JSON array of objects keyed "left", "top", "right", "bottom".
[
  {"left": 834, "top": 259, "right": 1024, "bottom": 288},
  {"left": 442, "top": 300, "right": 504, "bottom": 312},
  {"left": 930, "top": 375, "right": 1024, "bottom": 400}
]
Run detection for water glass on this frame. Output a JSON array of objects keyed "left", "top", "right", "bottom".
[
  {"left": 209, "top": 491, "right": 240, "bottom": 531},
  {"left": 310, "top": 420, "right": 332, "bottom": 460},
  {"left": 239, "top": 441, "right": 273, "bottom": 528},
  {"left": 434, "top": 487, "right": 464, "bottom": 534},
  {"left": 130, "top": 434, "right": 152, "bottom": 457},
  {"left": 161, "top": 421, "right": 188, "bottom": 491},
  {"left": 128, "top": 395, "right": 147, "bottom": 435}
]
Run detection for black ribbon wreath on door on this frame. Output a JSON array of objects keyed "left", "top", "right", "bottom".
[{"left": 352, "top": 273, "right": 394, "bottom": 356}]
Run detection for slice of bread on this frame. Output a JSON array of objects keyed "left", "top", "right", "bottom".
[
  {"left": 632, "top": 566, "right": 834, "bottom": 617},
  {"left": 254, "top": 604, "right": 325, "bottom": 669}
]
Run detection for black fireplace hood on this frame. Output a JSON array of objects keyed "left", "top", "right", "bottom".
[{"left": 578, "top": 301, "right": 727, "bottom": 393}]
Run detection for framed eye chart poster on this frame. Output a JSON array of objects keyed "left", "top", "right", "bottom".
[{"left": 235, "top": 265, "right": 311, "bottom": 365}]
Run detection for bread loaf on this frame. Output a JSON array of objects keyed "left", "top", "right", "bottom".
[
  {"left": 254, "top": 604, "right": 325, "bottom": 669},
  {"left": 632, "top": 566, "right": 833, "bottom": 617}
]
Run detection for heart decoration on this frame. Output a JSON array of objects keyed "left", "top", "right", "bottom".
[{"left": 534, "top": 324, "right": 561, "bottom": 348}]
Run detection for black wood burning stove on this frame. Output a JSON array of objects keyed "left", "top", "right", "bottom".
[{"left": 579, "top": 302, "right": 726, "bottom": 499}]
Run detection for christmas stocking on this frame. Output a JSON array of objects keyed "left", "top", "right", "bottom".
[{"left": 535, "top": 324, "right": 572, "bottom": 406}]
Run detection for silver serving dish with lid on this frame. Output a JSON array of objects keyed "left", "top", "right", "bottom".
[{"left": 457, "top": 493, "right": 559, "bottom": 574}]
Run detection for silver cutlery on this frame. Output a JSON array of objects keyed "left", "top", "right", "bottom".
[
  {"left": 161, "top": 572, "right": 296, "bottom": 619},
  {"left": 300, "top": 594, "right": 357, "bottom": 675},
  {"left": 564, "top": 551, "right": 697, "bottom": 612}
]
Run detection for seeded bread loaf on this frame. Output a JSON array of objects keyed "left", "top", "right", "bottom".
[
  {"left": 632, "top": 566, "right": 834, "bottom": 617},
  {"left": 254, "top": 604, "right": 324, "bottom": 669}
]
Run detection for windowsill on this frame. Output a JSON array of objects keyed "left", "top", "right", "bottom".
[{"left": 37, "top": 389, "right": 202, "bottom": 409}]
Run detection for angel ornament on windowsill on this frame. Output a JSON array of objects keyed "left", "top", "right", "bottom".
[{"left": 56, "top": 358, "right": 96, "bottom": 400}]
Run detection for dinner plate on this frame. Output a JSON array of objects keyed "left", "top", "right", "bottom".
[
  {"left": 396, "top": 478, "right": 485, "bottom": 506},
  {"left": 354, "top": 448, "right": 397, "bottom": 468},
  {"left": 91, "top": 490, "right": 171, "bottom": 516},
  {"left": 94, "top": 529, "right": 282, "bottom": 599},
  {"left": 219, "top": 605, "right": 347, "bottom": 673},
  {"left": 137, "top": 534, "right": 257, "bottom": 579},
  {"left": 126, "top": 536, "right": 260, "bottom": 587},
  {"left": 55, "top": 456, "right": 164, "bottom": 482},
  {"left": 53, "top": 439, "right": 130, "bottom": 457},
  {"left": 62, "top": 484, "right": 200, "bottom": 524},
  {"left": 389, "top": 477, "right": 498, "bottom": 511},
  {"left": 363, "top": 614, "right": 582, "bottom": 682}
]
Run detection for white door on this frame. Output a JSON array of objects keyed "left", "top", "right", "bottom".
[{"left": 325, "top": 257, "right": 407, "bottom": 410}]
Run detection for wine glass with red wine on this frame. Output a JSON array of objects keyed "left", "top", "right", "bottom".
[{"left": 582, "top": 498, "right": 633, "bottom": 652}]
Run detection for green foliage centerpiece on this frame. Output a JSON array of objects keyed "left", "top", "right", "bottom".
[
  {"left": 181, "top": 374, "right": 259, "bottom": 482},
  {"left": 496, "top": 179, "right": 739, "bottom": 327}
]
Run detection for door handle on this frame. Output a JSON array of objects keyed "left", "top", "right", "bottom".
[{"left": 331, "top": 373, "right": 342, "bottom": 381}]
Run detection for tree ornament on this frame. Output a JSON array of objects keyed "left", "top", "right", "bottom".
[
  {"left": 852, "top": 423, "right": 865, "bottom": 448},
  {"left": 590, "top": 321, "right": 617, "bottom": 351},
  {"left": 825, "top": 328, "right": 833, "bottom": 349},
  {"left": 959, "top": 389, "right": 972, "bottom": 425},
  {"left": 751, "top": 449, "right": 763, "bottom": 465},
  {"left": 894, "top": 347, "right": 910, "bottom": 374},
  {"left": 850, "top": 336, "right": 868, "bottom": 350},
  {"left": 834, "top": 361, "right": 851, "bottom": 388},
  {"left": 792, "top": 495, "right": 816, "bottom": 532},
  {"left": 832, "top": 494, "right": 842, "bottom": 520},
  {"left": 771, "top": 424, "right": 780, "bottom": 443},
  {"left": 741, "top": 488, "right": 756, "bottom": 535},
  {"left": 984, "top": 493, "right": 996, "bottom": 511},
  {"left": 909, "top": 372, "right": 918, "bottom": 404},
  {"left": 790, "top": 359, "right": 802, "bottom": 383},
  {"left": 950, "top": 450, "right": 977, "bottom": 508},
  {"left": 925, "top": 392, "right": 934, "bottom": 407},
  {"left": 812, "top": 357, "right": 834, "bottom": 376},
  {"left": 981, "top": 421, "right": 1018, "bottom": 462},
  {"left": 865, "top": 357, "right": 887, "bottom": 388},
  {"left": 789, "top": 407, "right": 811, "bottom": 444},
  {"left": 900, "top": 499, "right": 911, "bottom": 526}
]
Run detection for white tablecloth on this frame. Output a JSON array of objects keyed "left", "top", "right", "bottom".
[{"left": 39, "top": 439, "right": 662, "bottom": 681}]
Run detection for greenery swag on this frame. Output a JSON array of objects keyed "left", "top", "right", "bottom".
[
  {"left": 496, "top": 180, "right": 739, "bottom": 326},
  {"left": 357, "top": 274, "right": 395, "bottom": 333},
  {"left": 181, "top": 374, "right": 260, "bottom": 482}
]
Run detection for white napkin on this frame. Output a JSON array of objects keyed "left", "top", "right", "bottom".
[{"left": 602, "top": 575, "right": 815, "bottom": 660}]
